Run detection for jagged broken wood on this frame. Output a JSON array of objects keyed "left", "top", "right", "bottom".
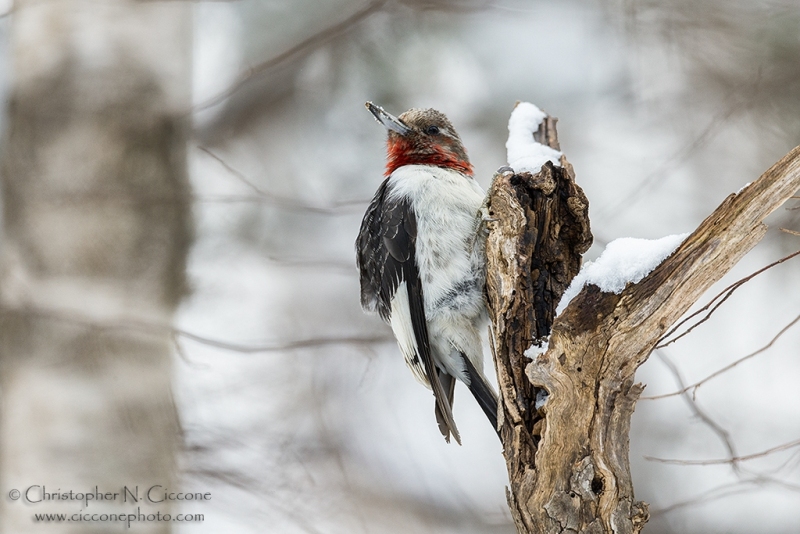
[{"left": 485, "top": 109, "right": 800, "bottom": 534}]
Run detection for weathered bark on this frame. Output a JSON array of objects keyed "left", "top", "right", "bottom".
[
  {"left": 0, "top": 3, "right": 191, "bottom": 533},
  {"left": 486, "top": 114, "right": 594, "bottom": 532},
  {"left": 486, "top": 108, "right": 800, "bottom": 533}
]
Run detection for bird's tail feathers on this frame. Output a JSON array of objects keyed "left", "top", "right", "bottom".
[
  {"left": 435, "top": 371, "right": 458, "bottom": 444},
  {"left": 462, "top": 354, "right": 499, "bottom": 437}
]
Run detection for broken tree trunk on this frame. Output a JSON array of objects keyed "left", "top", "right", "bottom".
[{"left": 485, "top": 109, "right": 800, "bottom": 533}]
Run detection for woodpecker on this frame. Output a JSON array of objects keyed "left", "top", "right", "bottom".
[{"left": 356, "top": 102, "right": 498, "bottom": 444}]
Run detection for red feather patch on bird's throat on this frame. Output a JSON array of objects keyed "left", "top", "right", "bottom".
[{"left": 385, "top": 137, "right": 473, "bottom": 177}]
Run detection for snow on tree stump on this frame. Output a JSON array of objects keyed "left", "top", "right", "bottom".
[{"left": 485, "top": 103, "right": 800, "bottom": 534}]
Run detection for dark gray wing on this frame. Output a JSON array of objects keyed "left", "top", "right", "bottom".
[
  {"left": 356, "top": 179, "right": 404, "bottom": 320},
  {"left": 356, "top": 179, "right": 461, "bottom": 444}
]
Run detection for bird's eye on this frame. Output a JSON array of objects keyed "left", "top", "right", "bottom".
[{"left": 425, "top": 125, "right": 440, "bottom": 135}]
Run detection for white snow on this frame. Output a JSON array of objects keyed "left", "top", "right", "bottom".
[
  {"left": 534, "top": 389, "right": 549, "bottom": 410},
  {"left": 556, "top": 233, "right": 689, "bottom": 315},
  {"left": 524, "top": 340, "right": 549, "bottom": 359},
  {"left": 525, "top": 342, "right": 550, "bottom": 410},
  {"left": 506, "top": 102, "right": 563, "bottom": 173},
  {"left": 736, "top": 181, "right": 752, "bottom": 194}
]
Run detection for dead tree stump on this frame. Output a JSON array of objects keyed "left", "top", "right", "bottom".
[{"left": 485, "top": 107, "right": 800, "bottom": 533}]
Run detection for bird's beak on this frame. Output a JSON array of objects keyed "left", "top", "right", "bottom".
[{"left": 366, "top": 101, "right": 411, "bottom": 136}]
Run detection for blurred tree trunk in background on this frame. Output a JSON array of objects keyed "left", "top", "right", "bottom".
[{"left": 0, "top": 2, "right": 192, "bottom": 533}]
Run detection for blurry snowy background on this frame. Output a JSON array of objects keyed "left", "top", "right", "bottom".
[{"left": 140, "top": 0, "right": 799, "bottom": 532}]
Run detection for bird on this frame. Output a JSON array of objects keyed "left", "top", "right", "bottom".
[{"left": 356, "top": 101, "right": 498, "bottom": 444}]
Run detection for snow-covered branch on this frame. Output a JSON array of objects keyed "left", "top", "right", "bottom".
[{"left": 485, "top": 101, "right": 800, "bottom": 534}]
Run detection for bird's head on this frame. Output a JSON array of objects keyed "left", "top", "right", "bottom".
[{"left": 366, "top": 102, "right": 473, "bottom": 177}]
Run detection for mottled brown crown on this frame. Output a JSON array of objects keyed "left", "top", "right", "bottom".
[{"left": 386, "top": 108, "right": 472, "bottom": 176}]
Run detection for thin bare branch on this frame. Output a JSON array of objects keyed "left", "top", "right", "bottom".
[
  {"left": 650, "top": 482, "right": 760, "bottom": 517},
  {"left": 264, "top": 255, "right": 356, "bottom": 273},
  {"left": 198, "top": 146, "right": 273, "bottom": 196},
  {"left": 646, "top": 313, "right": 800, "bottom": 401},
  {"left": 645, "top": 437, "right": 800, "bottom": 465},
  {"left": 656, "top": 248, "right": 800, "bottom": 349},
  {"left": 198, "top": 146, "right": 369, "bottom": 213},
  {"left": 176, "top": 329, "right": 394, "bottom": 353},
  {"left": 397, "top": 0, "right": 493, "bottom": 12},
  {"left": 598, "top": 92, "right": 750, "bottom": 221},
  {"left": 653, "top": 351, "right": 739, "bottom": 469},
  {"left": 651, "top": 474, "right": 800, "bottom": 518},
  {"left": 780, "top": 227, "right": 800, "bottom": 236},
  {"left": 171, "top": 331, "right": 209, "bottom": 368},
  {"left": 15, "top": 188, "right": 368, "bottom": 212},
  {"left": 192, "top": 0, "right": 388, "bottom": 112},
  {"left": 645, "top": 345, "right": 800, "bottom": 521},
  {"left": 0, "top": 304, "right": 393, "bottom": 355}
]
